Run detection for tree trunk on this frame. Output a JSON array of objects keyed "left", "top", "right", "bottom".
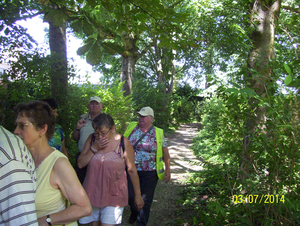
[
  {"left": 153, "top": 41, "right": 175, "bottom": 94},
  {"left": 49, "top": 21, "right": 68, "bottom": 101},
  {"left": 120, "top": 55, "right": 136, "bottom": 97},
  {"left": 241, "top": 0, "right": 281, "bottom": 181},
  {"left": 120, "top": 33, "right": 138, "bottom": 96},
  {"left": 48, "top": 17, "right": 69, "bottom": 143}
]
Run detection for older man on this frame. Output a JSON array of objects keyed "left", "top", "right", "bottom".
[
  {"left": 72, "top": 96, "right": 103, "bottom": 183},
  {"left": 0, "top": 126, "right": 38, "bottom": 226}
]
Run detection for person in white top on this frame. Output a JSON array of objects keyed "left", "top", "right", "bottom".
[{"left": 0, "top": 125, "right": 38, "bottom": 226}]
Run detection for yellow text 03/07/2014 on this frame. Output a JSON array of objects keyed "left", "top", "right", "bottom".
[{"left": 232, "top": 194, "right": 285, "bottom": 204}]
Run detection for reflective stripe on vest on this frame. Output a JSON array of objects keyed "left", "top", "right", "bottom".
[{"left": 124, "top": 122, "right": 165, "bottom": 180}]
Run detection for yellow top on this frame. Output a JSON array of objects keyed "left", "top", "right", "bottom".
[{"left": 35, "top": 150, "right": 77, "bottom": 226}]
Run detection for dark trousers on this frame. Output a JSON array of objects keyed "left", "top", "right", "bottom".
[
  {"left": 127, "top": 171, "right": 158, "bottom": 226},
  {"left": 74, "top": 152, "right": 87, "bottom": 184}
]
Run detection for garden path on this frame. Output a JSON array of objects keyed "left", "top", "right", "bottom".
[{"left": 121, "top": 122, "right": 203, "bottom": 226}]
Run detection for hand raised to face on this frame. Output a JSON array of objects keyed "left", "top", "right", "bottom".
[
  {"left": 93, "top": 136, "right": 109, "bottom": 150},
  {"left": 77, "top": 119, "right": 87, "bottom": 130}
]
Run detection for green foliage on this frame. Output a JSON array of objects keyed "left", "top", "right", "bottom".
[
  {"left": 172, "top": 82, "right": 202, "bottom": 123},
  {"left": 101, "top": 81, "right": 132, "bottom": 134},
  {"left": 284, "top": 63, "right": 300, "bottom": 91},
  {"left": 71, "top": 0, "right": 189, "bottom": 65},
  {"left": 171, "top": 93, "right": 195, "bottom": 123},
  {"left": 187, "top": 92, "right": 300, "bottom": 225},
  {"left": 0, "top": 50, "right": 52, "bottom": 131},
  {"left": 131, "top": 80, "right": 172, "bottom": 131}
]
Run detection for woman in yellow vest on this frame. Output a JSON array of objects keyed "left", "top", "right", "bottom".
[
  {"left": 14, "top": 100, "right": 92, "bottom": 226},
  {"left": 124, "top": 106, "right": 171, "bottom": 225}
]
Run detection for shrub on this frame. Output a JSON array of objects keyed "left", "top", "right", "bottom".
[{"left": 187, "top": 93, "right": 300, "bottom": 225}]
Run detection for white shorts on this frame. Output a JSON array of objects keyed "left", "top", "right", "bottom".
[{"left": 79, "top": 206, "right": 124, "bottom": 224}]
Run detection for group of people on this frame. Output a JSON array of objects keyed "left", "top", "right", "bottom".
[
  {"left": 1, "top": 99, "right": 92, "bottom": 226},
  {"left": 0, "top": 96, "right": 171, "bottom": 226}
]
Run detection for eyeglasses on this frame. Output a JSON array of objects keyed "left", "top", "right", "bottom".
[
  {"left": 15, "top": 122, "right": 35, "bottom": 131},
  {"left": 94, "top": 129, "right": 111, "bottom": 137}
]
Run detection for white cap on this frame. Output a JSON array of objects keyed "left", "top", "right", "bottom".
[
  {"left": 89, "top": 96, "right": 102, "bottom": 103},
  {"left": 137, "top": 106, "right": 154, "bottom": 117}
]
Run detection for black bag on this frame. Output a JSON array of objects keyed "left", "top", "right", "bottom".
[{"left": 74, "top": 152, "right": 87, "bottom": 184}]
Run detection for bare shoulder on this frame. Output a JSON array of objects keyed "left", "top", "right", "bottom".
[
  {"left": 50, "top": 156, "right": 76, "bottom": 189},
  {"left": 114, "top": 133, "right": 122, "bottom": 141},
  {"left": 53, "top": 156, "right": 73, "bottom": 173}
]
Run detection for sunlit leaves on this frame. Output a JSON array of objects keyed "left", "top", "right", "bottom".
[
  {"left": 77, "top": 38, "right": 94, "bottom": 55},
  {"left": 224, "top": 86, "right": 257, "bottom": 104},
  {"left": 284, "top": 74, "right": 293, "bottom": 85},
  {"left": 100, "top": 41, "right": 124, "bottom": 55},
  {"left": 284, "top": 63, "right": 300, "bottom": 89},
  {"left": 86, "top": 41, "right": 102, "bottom": 65},
  {"left": 284, "top": 63, "right": 292, "bottom": 75}
]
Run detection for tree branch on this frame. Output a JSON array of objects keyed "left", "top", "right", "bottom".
[
  {"left": 137, "top": 41, "right": 155, "bottom": 59},
  {"left": 19, "top": 11, "right": 43, "bottom": 21}
]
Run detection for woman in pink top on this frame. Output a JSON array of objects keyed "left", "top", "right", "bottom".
[{"left": 77, "top": 113, "right": 144, "bottom": 226}]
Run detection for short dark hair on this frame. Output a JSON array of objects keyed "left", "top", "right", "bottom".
[
  {"left": 92, "top": 113, "right": 114, "bottom": 131},
  {"left": 42, "top": 98, "right": 58, "bottom": 110},
  {"left": 14, "top": 100, "right": 55, "bottom": 140}
]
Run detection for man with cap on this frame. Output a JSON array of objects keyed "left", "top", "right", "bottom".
[
  {"left": 124, "top": 106, "right": 171, "bottom": 225},
  {"left": 72, "top": 96, "right": 104, "bottom": 183}
]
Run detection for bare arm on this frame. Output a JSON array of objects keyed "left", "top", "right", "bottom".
[
  {"left": 71, "top": 119, "right": 87, "bottom": 141},
  {"left": 71, "top": 129, "right": 80, "bottom": 141},
  {"left": 123, "top": 137, "right": 144, "bottom": 210},
  {"left": 38, "top": 157, "right": 92, "bottom": 226},
  {"left": 163, "top": 146, "right": 171, "bottom": 183},
  {"left": 77, "top": 134, "right": 94, "bottom": 169}
]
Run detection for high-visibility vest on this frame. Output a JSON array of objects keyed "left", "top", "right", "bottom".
[{"left": 124, "top": 122, "right": 165, "bottom": 180}]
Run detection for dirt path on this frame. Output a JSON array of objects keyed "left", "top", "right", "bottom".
[{"left": 121, "top": 123, "right": 203, "bottom": 226}]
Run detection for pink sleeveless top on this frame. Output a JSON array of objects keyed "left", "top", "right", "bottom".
[{"left": 83, "top": 137, "right": 128, "bottom": 208}]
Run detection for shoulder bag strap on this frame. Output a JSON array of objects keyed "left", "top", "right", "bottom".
[
  {"left": 132, "top": 125, "right": 154, "bottom": 150},
  {"left": 121, "top": 135, "right": 125, "bottom": 152}
]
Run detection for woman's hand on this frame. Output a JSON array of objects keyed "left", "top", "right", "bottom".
[
  {"left": 134, "top": 195, "right": 144, "bottom": 211},
  {"left": 164, "top": 168, "right": 171, "bottom": 183},
  {"left": 37, "top": 216, "right": 48, "bottom": 226},
  {"left": 93, "top": 136, "right": 109, "bottom": 150}
]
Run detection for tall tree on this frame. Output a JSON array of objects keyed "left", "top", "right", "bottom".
[
  {"left": 43, "top": 3, "right": 69, "bottom": 107},
  {"left": 241, "top": 0, "right": 282, "bottom": 180}
]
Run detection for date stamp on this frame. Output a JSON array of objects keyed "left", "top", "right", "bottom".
[{"left": 232, "top": 194, "right": 285, "bottom": 204}]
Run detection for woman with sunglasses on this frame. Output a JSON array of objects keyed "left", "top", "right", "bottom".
[
  {"left": 14, "top": 100, "right": 92, "bottom": 226},
  {"left": 77, "top": 113, "right": 144, "bottom": 226}
]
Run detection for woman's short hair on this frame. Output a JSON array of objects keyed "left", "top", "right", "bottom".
[
  {"left": 42, "top": 98, "right": 58, "bottom": 110},
  {"left": 14, "top": 100, "right": 55, "bottom": 140},
  {"left": 92, "top": 113, "right": 114, "bottom": 131}
]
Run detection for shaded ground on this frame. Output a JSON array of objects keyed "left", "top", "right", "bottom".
[{"left": 121, "top": 123, "right": 203, "bottom": 226}]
